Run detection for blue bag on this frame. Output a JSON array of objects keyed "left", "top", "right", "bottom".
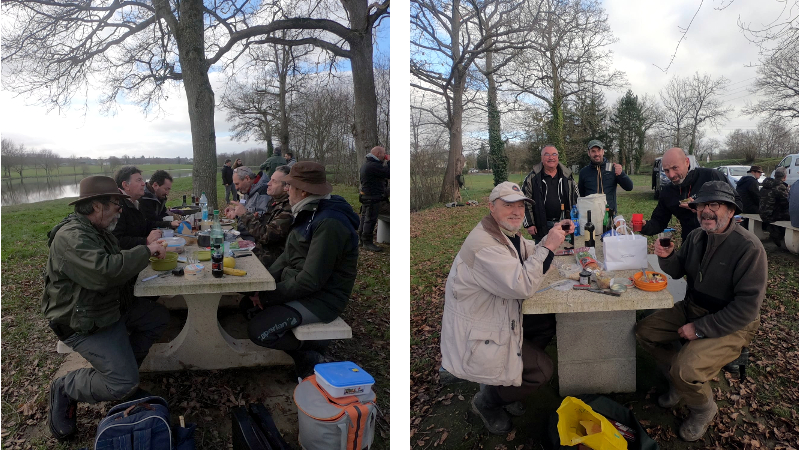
[{"left": 94, "top": 395, "right": 195, "bottom": 450}]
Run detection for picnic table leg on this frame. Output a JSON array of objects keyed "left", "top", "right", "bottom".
[
  {"left": 785, "top": 228, "right": 799, "bottom": 254},
  {"left": 139, "top": 293, "right": 292, "bottom": 371},
  {"left": 748, "top": 218, "right": 770, "bottom": 240}
]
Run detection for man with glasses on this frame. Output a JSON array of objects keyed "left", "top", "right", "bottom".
[
  {"left": 43, "top": 176, "right": 169, "bottom": 440},
  {"left": 521, "top": 145, "right": 578, "bottom": 242},
  {"left": 636, "top": 181, "right": 765, "bottom": 442},
  {"left": 736, "top": 165, "right": 763, "bottom": 229},
  {"left": 640, "top": 148, "right": 733, "bottom": 241}
]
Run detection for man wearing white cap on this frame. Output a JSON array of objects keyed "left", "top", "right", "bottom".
[{"left": 440, "top": 181, "right": 573, "bottom": 435}]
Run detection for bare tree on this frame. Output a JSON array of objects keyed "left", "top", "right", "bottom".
[
  {"left": 507, "top": 0, "right": 627, "bottom": 156},
  {"left": 411, "top": 0, "right": 529, "bottom": 203},
  {"left": 742, "top": 36, "right": 799, "bottom": 125},
  {"left": 1, "top": 138, "right": 17, "bottom": 178},
  {"left": 658, "top": 73, "right": 731, "bottom": 154},
  {"left": 2, "top": 0, "right": 387, "bottom": 210}
]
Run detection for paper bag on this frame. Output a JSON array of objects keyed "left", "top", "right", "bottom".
[{"left": 603, "top": 232, "right": 648, "bottom": 271}]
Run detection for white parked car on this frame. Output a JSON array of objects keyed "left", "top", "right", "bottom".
[
  {"left": 771, "top": 154, "right": 799, "bottom": 186},
  {"left": 717, "top": 165, "right": 765, "bottom": 188}
]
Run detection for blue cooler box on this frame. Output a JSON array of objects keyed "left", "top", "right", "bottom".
[{"left": 314, "top": 361, "right": 375, "bottom": 398}]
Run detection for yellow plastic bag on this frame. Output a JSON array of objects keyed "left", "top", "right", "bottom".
[{"left": 556, "top": 397, "right": 628, "bottom": 450}]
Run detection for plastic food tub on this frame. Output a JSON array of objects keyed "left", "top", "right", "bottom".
[
  {"left": 161, "top": 237, "right": 186, "bottom": 253},
  {"left": 150, "top": 252, "right": 178, "bottom": 271},
  {"left": 314, "top": 361, "right": 375, "bottom": 398}
]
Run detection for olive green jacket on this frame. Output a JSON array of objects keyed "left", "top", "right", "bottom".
[{"left": 42, "top": 213, "right": 150, "bottom": 333}]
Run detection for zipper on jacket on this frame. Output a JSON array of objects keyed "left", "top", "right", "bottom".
[{"left": 511, "top": 319, "right": 515, "bottom": 331}]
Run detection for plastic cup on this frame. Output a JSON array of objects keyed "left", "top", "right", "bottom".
[{"left": 632, "top": 213, "right": 644, "bottom": 232}]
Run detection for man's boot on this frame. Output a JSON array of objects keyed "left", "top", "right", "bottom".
[
  {"left": 48, "top": 376, "right": 78, "bottom": 440},
  {"left": 288, "top": 349, "right": 325, "bottom": 380},
  {"left": 658, "top": 381, "right": 682, "bottom": 408},
  {"left": 479, "top": 384, "right": 525, "bottom": 416},
  {"left": 471, "top": 387, "right": 512, "bottom": 435},
  {"left": 679, "top": 397, "right": 718, "bottom": 442},
  {"left": 361, "top": 234, "right": 383, "bottom": 252}
]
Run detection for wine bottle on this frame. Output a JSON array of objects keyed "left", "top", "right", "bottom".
[
  {"left": 603, "top": 205, "right": 610, "bottom": 233},
  {"left": 560, "top": 204, "right": 573, "bottom": 246},
  {"left": 585, "top": 210, "right": 596, "bottom": 248}
]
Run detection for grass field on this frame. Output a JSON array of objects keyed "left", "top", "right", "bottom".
[
  {"left": 1, "top": 177, "right": 390, "bottom": 449},
  {"left": 411, "top": 173, "right": 798, "bottom": 449},
  {"left": 1, "top": 164, "right": 195, "bottom": 180}
]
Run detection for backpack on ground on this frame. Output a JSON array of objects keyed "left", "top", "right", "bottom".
[
  {"left": 294, "top": 375, "right": 377, "bottom": 450},
  {"left": 94, "top": 395, "right": 196, "bottom": 450},
  {"left": 231, "top": 403, "right": 291, "bottom": 450}
]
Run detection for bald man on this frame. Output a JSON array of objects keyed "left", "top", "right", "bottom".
[{"left": 641, "top": 148, "right": 738, "bottom": 241}]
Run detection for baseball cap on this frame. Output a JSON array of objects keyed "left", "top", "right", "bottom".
[{"left": 489, "top": 181, "right": 533, "bottom": 204}]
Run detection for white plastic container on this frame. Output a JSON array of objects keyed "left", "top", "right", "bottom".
[
  {"left": 161, "top": 236, "right": 186, "bottom": 254},
  {"left": 314, "top": 361, "right": 375, "bottom": 398}
]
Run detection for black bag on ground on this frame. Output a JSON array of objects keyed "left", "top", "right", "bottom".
[
  {"left": 93, "top": 395, "right": 196, "bottom": 450},
  {"left": 547, "top": 395, "right": 660, "bottom": 450},
  {"left": 231, "top": 403, "right": 291, "bottom": 450}
]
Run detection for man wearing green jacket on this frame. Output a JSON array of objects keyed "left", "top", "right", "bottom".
[
  {"left": 244, "top": 162, "right": 360, "bottom": 377},
  {"left": 44, "top": 176, "right": 169, "bottom": 440},
  {"left": 259, "top": 146, "right": 288, "bottom": 180}
]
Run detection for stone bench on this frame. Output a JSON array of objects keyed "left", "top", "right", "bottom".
[
  {"left": 741, "top": 214, "right": 798, "bottom": 253},
  {"left": 56, "top": 317, "right": 352, "bottom": 354},
  {"left": 377, "top": 214, "right": 390, "bottom": 244}
]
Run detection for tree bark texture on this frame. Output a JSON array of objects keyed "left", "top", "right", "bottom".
[{"left": 487, "top": 50, "right": 508, "bottom": 187}]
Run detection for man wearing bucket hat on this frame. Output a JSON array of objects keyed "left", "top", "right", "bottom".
[
  {"left": 43, "top": 176, "right": 170, "bottom": 440},
  {"left": 243, "top": 162, "right": 360, "bottom": 378},
  {"left": 578, "top": 139, "right": 633, "bottom": 213},
  {"left": 635, "top": 181, "right": 767, "bottom": 442},
  {"left": 441, "top": 181, "right": 573, "bottom": 434}
]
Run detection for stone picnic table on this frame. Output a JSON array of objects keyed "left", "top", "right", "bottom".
[
  {"left": 133, "top": 244, "right": 292, "bottom": 371},
  {"left": 522, "top": 235, "right": 674, "bottom": 396}
]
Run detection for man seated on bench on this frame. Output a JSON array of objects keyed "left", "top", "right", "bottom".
[
  {"left": 636, "top": 181, "right": 766, "bottom": 442},
  {"left": 43, "top": 176, "right": 169, "bottom": 440},
  {"left": 242, "top": 162, "right": 360, "bottom": 378},
  {"left": 759, "top": 167, "right": 791, "bottom": 247}
]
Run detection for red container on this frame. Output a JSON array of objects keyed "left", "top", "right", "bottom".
[{"left": 631, "top": 213, "right": 644, "bottom": 232}]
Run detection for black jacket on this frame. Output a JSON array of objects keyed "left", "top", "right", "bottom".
[
  {"left": 113, "top": 197, "right": 172, "bottom": 250},
  {"left": 139, "top": 183, "right": 169, "bottom": 224},
  {"left": 736, "top": 175, "right": 760, "bottom": 214},
  {"left": 641, "top": 167, "right": 735, "bottom": 241},
  {"left": 577, "top": 157, "right": 634, "bottom": 212},
  {"left": 359, "top": 155, "right": 390, "bottom": 200},
  {"left": 521, "top": 162, "right": 578, "bottom": 241},
  {"left": 222, "top": 164, "right": 234, "bottom": 185}
]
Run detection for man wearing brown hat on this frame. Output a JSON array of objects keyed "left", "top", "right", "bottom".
[
  {"left": 441, "top": 181, "right": 572, "bottom": 434},
  {"left": 243, "top": 162, "right": 360, "bottom": 377},
  {"left": 636, "top": 181, "right": 767, "bottom": 442},
  {"left": 736, "top": 165, "right": 763, "bottom": 229},
  {"left": 42, "top": 176, "right": 170, "bottom": 440}
]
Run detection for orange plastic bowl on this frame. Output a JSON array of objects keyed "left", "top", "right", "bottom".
[{"left": 633, "top": 271, "right": 668, "bottom": 292}]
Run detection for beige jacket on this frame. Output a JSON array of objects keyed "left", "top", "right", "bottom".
[{"left": 440, "top": 215, "right": 551, "bottom": 386}]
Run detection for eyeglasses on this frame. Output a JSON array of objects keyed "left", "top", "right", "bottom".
[
  {"left": 695, "top": 202, "right": 722, "bottom": 212},
  {"left": 543, "top": 153, "right": 559, "bottom": 158}
]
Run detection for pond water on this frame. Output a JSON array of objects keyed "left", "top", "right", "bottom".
[{"left": 1, "top": 169, "right": 193, "bottom": 206}]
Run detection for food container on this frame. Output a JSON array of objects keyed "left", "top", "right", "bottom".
[
  {"left": 197, "top": 231, "right": 210, "bottom": 248},
  {"left": 633, "top": 271, "right": 668, "bottom": 292},
  {"left": 314, "top": 361, "right": 375, "bottom": 398},
  {"left": 594, "top": 271, "right": 612, "bottom": 289},
  {"left": 579, "top": 269, "right": 591, "bottom": 285},
  {"left": 185, "top": 263, "right": 204, "bottom": 275},
  {"left": 160, "top": 237, "right": 186, "bottom": 253},
  {"left": 196, "top": 250, "right": 211, "bottom": 261},
  {"left": 150, "top": 252, "right": 178, "bottom": 271}
]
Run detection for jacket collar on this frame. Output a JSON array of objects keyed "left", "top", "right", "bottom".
[
  {"left": 590, "top": 157, "right": 608, "bottom": 167},
  {"left": 532, "top": 162, "right": 572, "bottom": 178},
  {"left": 480, "top": 214, "right": 524, "bottom": 260}
]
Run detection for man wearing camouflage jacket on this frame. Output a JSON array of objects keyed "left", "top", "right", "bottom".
[
  {"left": 759, "top": 167, "right": 790, "bottom": 247},
  {"left": 237, "top": 165, "right": 294, "bottom": 268}
]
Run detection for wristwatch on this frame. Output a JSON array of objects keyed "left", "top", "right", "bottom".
[{"left": 695, "top": 330, "right": 705, "bottom": 339}]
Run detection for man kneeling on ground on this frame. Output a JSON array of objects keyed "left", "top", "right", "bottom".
[
  {"left": 44, "top": 176, "right": 170, "bottom": 440},
  {"left": 636, "top": 181, "right": 766, "bottom": 442},
  {"left": 440, "top": 181, "right": 572, "bottom": 434},
  {"left": 243, "top": 162, "right": 360, "bottom": 378}
]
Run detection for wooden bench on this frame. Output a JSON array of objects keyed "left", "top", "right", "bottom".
[
  {"left": 377, "top": 214, "right": 390, "bottom": 244},
  {"left": 57, "top": 317, "right": 352, "bottom": 354},
  {"left": 741, "top": 213, "right": 798, "bottom": 253}
]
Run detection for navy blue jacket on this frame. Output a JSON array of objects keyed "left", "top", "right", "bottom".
[
  {"left": 359, "top": 155, "right": 390, "bottom": 200},
  {"left": 736, "top": 175, "right": 760, "bottom": 214},
  {"left": 577, "top": 158, "right": 633, "bottom": 212}
]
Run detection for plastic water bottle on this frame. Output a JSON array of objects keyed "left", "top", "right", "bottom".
[
  {"left": 200, "top": 192, "right": 208, "bottom": 221},
  {"left": 211, "top": 210, "right": 224, "bottom": 278},
  {"left": 571, "top": 204, "right": 580, "bottom": 236}
]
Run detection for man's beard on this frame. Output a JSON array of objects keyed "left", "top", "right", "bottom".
[
  {"left": 498, "top": 219, "right": 522, "bottom": 232},
  {"left": 699, "top": 210, "right": 729, "bottom": 233},
  {"left": 106, "top": 213, "right": 120, "bottom": 232}
]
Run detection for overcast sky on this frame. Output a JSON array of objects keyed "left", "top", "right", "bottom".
[
  {"left": 603, "top": 0, "right": 794, "bottom": 140},
  {"left": 0, "top": 17, "right": 390, "bottom": 160}
]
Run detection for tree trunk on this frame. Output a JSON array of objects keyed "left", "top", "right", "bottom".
[
  {"left": 440, "top": 72, "right": 465, "bottom": 203},
  {"left": 487, "top": 49, "right": 508, "bottom": 187},
  {"left": 278, "top": 52, "right": 290, "bottom": 151},
  {"left": 175, "top": 0, "right": 219, "bottom": 210},
  {"left": 343, "top": 0, "right": 380, "bottom": 155}
]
